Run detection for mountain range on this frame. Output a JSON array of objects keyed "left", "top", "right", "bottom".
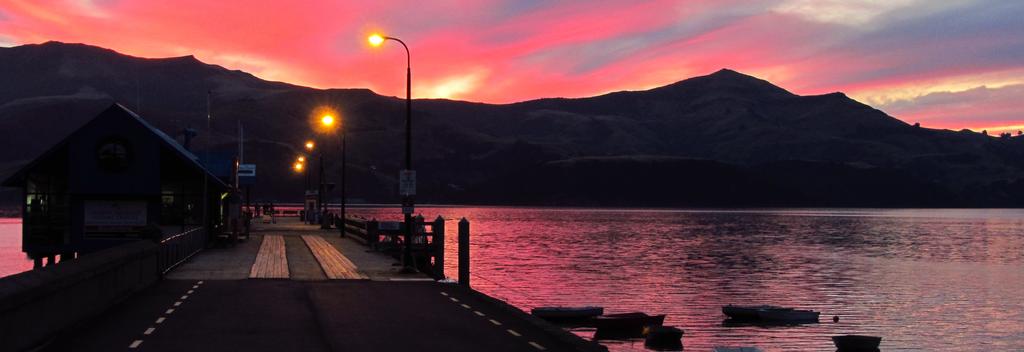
[{"left": 2, "top": 41, "right": 1023, "bottom": 207}]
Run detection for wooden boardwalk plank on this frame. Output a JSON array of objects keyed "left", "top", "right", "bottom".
[
  {"left": 301, "top": 235, "right": 368, "bottom": 280},
  {"left": 249, "top": 235, "right": 289, "bottom": 279}
]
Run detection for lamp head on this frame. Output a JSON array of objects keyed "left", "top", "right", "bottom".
[
  {"left": 321, "top": 114, "right": 335, "bottom": 127},
  {"left": 368, "top": 34, "right": 385, "bottom": 47}
]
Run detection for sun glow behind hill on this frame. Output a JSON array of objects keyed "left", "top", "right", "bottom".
[{"left": 0, "top": 0, "right": 1022, "bottom": 132}]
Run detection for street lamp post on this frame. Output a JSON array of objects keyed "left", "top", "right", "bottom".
[
  {"left": 317, "top": 114, "right": 342, "bottom": 231},
  {"left": 339, "top": 125, "right": 346, "bottom": 237},
  {"left": 304, "top": 141, "right": 315, "bottom": 224},
  {"left": 369, "top": 33, "right": 416, "bottom": 272},
  {"left": 319, "top": 152, "right": 327, "bottom": 229}
]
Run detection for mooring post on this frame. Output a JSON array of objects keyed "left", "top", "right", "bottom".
[
  {"left": 32, "top": 255, "right": 42, "bottom": 269},
  {"left": 433, "top": 216, "right": 445, "bottom": 280},
  {"left": 45, "top": 254, "right": 56, "bottom": 267},
  {"left": 458, "top": 217, "right": 470, "bottom": 287}
]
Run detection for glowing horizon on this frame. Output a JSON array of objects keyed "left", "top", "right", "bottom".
[{"left": 1, "top": 0, "right": 1022, "bottom": 134}]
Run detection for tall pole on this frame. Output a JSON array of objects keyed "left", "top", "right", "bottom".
[
  {"left": 339, "top": 128, "right": 346, "bottom": 237},
  {"left": 202, "top": 90, "right": 210, "bottom": 232},
  {"left": 318, "top": 153, "right": 325, "bottom": 227},
  {"left": 395, "top": 38, "right": 414, "bottom": 272}
]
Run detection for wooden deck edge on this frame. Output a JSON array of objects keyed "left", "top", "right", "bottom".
[{"left": 461, "top": 286, "right": 609, "bottom": 352}]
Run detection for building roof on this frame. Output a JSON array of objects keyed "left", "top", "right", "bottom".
[{"left": 2, "top": 102, "right": 229, "bottom": 189}]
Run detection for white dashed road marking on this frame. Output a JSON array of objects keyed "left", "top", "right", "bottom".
[
  {"left": 489, "top": 319, "right": 502, "bottom": 326},
  {"left": 440, "top": 292, "right": 448, "bottom": 296},
  {"left": 528, "top": 341, "right": 546, "bottom": 350},
  {"left": 144, "top": 327, "right": 155, "bottom": 335},
  {"left": 474, "top": 310, "right": 485, "bottom": 316},
  {"left": 188, "top": 290, "right": 194, "bottom": 294},
  {"left": 129, "top": 340, "right": 143, "bottom": 348},
  {"left": 155, "top": 317, "right": 165, "bottom": 324},
  {"left": 173, "top": 301, "right": 182, "bottom": 307},
  {"left": 181, "top": 295, "right": 188, "bottom": 300},
  {"left": 460, "top": 304, "right": 471, "bottom": 309},
  {"left": 449, "top": 297, "right": 459, "bottom": 302},
  {"left": 507, "top": 329, "right": 521, "bottom": 337},
  {"left": 165, "top": 308, "right": 175, "bottom": 314}
]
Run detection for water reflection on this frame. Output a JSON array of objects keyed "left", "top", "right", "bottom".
[
  {"left": 0, "top": 219, "right": 31, "bottom": 278},
  {"left": 348, "top": 208, "right": 1024, "bottom": 351}
]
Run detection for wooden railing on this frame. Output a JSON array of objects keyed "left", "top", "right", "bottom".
[{"left": 341, "top": 216, "right": 470, "bottom": 285}]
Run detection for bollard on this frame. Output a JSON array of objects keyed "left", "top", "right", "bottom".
[
  {"left": 433, "top": 216, "right": 445, "bottom": 280},
  {"left": 458, "top": 218, "right": 470, "bottom": 287},
  {"left": 32, "top": 256, "right": 42, "bottom": 269}
]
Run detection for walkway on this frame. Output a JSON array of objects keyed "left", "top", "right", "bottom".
[
  {"left": 165, "top": 217, "right": 422, "bottom": 281},
  {"left": 43, "top": 218, "right": 604, "bottom": 352}
]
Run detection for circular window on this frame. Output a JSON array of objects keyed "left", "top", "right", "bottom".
[{"left": 96, "top": 138, "right": 133, "bottom": 172}]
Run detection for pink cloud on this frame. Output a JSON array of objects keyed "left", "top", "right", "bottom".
[{"left": 0, "top": 0, "right": 1022, "bottom": 131}]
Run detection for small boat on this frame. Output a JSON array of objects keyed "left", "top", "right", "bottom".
[
  {"left": 530, "top": 306, "right": 603, "bottom": 323},
  {"left": 722, "top": 305, "right": 819, "bottom": 323},
  {"left": 592, "top": 312, "right": 666, "bottom": 339},
  {"left": 756, "top": 308, "right": 819, "bottom": 323},
  {"left": 644, "top": 325, "right": 683, "bottom": 350},
  {"left": 832, "top": 335, "right": 882, "bottom": 351},
  {"left": 722, "top": 305, "right": 784, "bottom": 320}
]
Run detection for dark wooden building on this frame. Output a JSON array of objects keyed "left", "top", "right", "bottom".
[{"left": 2, "top": 103, "right": 230, "bottom": 267}]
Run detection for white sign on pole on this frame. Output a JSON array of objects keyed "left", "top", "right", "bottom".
[
  {"left": 238, "top": 164, "right": 256, "bottom": 177},
  {"left": 399, "top": 170, "right": 416, "bottom": 196}
]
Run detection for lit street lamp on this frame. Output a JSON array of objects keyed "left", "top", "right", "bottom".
[
  {"left": 318, "top": 113, "right": 347, "bottom": 236},
  {"left": 368, "top": 32, "right": 416, "bottom": 272}
]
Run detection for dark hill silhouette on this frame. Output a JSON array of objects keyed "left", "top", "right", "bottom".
[{"left": 2, "top": 41, "right": 1023, "bottom": 207}]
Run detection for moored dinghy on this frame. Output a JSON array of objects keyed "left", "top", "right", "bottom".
[
  {"left": 832, "top": 335, "right": 882, "bottom": 351},
  {"left": 531, "top": 306, "right": 604, "bottom": 324},
  {"left": 722, "top": 305, "right": 820, "bottom": 323},
  {"left": 756, "top": 308, "right": 819, "bottom": 323},
  {"left": 722, "top": 305, "right": 784, "bottom": 320},
  {"left": 644, "top": 325, "right": 683, "bottom": 350},
  {"left": 592, "top": 312, "right": 666, "bottom": 339}
]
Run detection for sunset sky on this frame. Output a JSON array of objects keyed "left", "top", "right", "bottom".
[{"left": 1, "top": 0, "right": 1022, "bottom": 133}]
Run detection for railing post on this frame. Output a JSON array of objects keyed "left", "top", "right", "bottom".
[
  {"left": 458, "top": 217, "right": 470, "bottom": 288},
  {"left": 340, "top": 216, "right": 347, "bottom": 237},
  {"left": 367, "top": 218, "right": 379, "bottom": 250},
  {"left": 432, "top": 216, "right": 445, "bottom": 280},
  {"left": 413, "top": 214, "right": 425, "bottom": 271}
]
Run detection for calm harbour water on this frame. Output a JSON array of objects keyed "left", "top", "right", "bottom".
[{"left": 2, "top": 208, "right": 1023, "bottom": 351}]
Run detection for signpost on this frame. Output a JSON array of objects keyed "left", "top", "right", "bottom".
[
  {"left": 238, "top": 164, "right": 256, "bottom": 178},
  {"left": 238, "top": 163, "right": 256, "bottom": 215}
]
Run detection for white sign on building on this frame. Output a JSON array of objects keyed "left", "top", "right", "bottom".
[{"left": 84, "top": 200, "right": 147, "bottom": 235}]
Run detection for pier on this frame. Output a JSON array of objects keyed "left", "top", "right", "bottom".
[
  {"left": 5, "top": 218, "right": 604, "bottom": 352},
  {"left": 0, "top": 103, "right": 604, "bottom": 352}
]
